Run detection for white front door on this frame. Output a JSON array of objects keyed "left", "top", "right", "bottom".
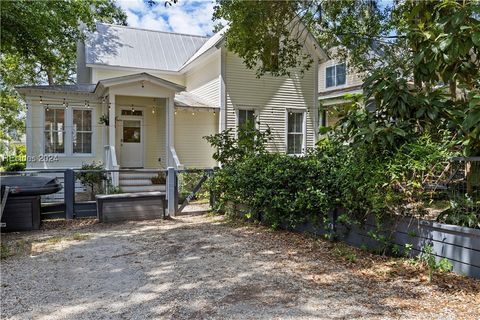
[{"left": 120, "top": 119, "right": 144, "bottom": 167}]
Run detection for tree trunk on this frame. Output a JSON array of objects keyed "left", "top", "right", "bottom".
[{"left": 46, "top": 69, "right": 54, "bottom": 85}]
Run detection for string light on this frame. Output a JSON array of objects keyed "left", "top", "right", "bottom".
[
  {"left": 213, "top": 111, "right": 216, "bottom": 116},
  {"left": 84, "top": 100, "right": 88, "bottom": 108},
  {"left": 46, "top": 104, "right": 50, "bottom": 112},
  {"left": 174, "top": 111, "right": 177, "bottom": 115},
  {"left": 141, "top": 81, "right": 145, "bottom": 88},
  {"left": 192, "top": 112, "right": 195, "bottom": 116},
  {"left": 152, "top": 107, "right": 155, "bottom": 114},
  {"left": 39, "top": 96, "right": 43, "bottom": 104},
  {"left": 108, "top": 103, "right": 111, "bottom": 110},
  {"left": 131, "top": 104, "right": 135, "bottom": 113}
]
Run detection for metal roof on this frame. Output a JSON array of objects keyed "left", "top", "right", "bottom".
[
  {"left": 86, "top": 23, "right": 209, "bottom": 71},
  {"left": 16, "top": 84, "right": 96, "bottom": 93},
  {"left": 174, "top": 91, "right": 217, "bottom": 108}
]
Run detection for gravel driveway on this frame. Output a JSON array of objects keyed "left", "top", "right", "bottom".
[{"left": 1, "top": 205, "right": 479, "bottom": 319}]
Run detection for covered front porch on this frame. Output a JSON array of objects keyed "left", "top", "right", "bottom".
[{"left": 100, "top": 73, "right": 182, "bottom": 171}]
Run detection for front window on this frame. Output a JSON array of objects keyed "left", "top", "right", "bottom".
[
  {"left": 326, "top": 63, "right": 347, "bottom": 88},
  {"left": 237, "top": 109, "right": 255, "bottom": 128},
  {"left": 44, "top": 108, "right": 65, "bottom": 153},
  {"left": 287, "top": 111, "right": 305, "bottom": 155},
  {"left": 73, "top": 109, "right": 93, "bottom": 154}
]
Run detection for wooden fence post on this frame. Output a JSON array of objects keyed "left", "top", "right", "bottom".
[
  {"left": 167, "top": 167, "right": 176, "bottom": 217},
  {"left": 64, "top": 169, "right": 75, "bottom": 219}
]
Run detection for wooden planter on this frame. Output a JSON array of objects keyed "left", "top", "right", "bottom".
[{"left": 96, "top": 192, "right": 166, "bottom": 223}]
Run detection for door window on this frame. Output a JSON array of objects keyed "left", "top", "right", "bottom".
[{"left": 123, "top": 120, "right": 141, "bottom": 143}]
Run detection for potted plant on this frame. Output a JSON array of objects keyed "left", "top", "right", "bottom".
[
  {"left": 99, "top": 114, "right": 109, "bottom": 126},
  {"left": 151, "top": 172, "right": 166, "bottom": 185}
]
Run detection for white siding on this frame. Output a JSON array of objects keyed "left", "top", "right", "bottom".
[
  {"left": 91, "top": 68, "right": 185, "bottom": 86},
  {"left": 27, "top": 93, "right": 103, "bottom": 169},
  {"left": 225, "top": 52, "right": 317, "bottom": 153},
  {"left": 174, "top": 109, "right": 218, "bottom": 168},
  {"left": 185, "top": 51, "right": 221, "bottom": 107}
]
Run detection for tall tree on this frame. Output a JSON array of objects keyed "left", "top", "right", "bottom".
[
  {"left": 0, "top": 0, "right": 127, "bottom": 148},
  {"left": 213, "top": 0, "right": 480, "bottom": 155}
]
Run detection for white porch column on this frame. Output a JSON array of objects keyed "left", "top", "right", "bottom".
[
  {"left": 108, "top": 94, "right": 115, "bottom": 147},
  {"left": 167, "top": 96, "right": 175, "bottom": 167}
]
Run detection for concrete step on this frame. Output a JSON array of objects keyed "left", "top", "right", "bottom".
[
  {"left": 119, "top": 172, "right": 160, "bottom": 180},
  {"left": 120, "top": 185, "right": 166, "bottom": 193},
  {"left": 119, "top": 179, "right": 154, "bottom": 186}
]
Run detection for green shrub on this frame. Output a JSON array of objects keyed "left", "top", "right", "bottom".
[
  {"left": 178, "top": 171, "right": 210, "bottom": 201},
  {"left": 4, "top": 162, "right": 25, "bottom": 171},
  {"left": 76, "top": 162, "right": 106, "bottom": 200}
]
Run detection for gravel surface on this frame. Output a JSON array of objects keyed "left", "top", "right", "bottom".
[{"left": 1, "top": 205, "right": 479, "bottom": 319}]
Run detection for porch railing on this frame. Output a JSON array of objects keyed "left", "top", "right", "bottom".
[
  {"left": 169, "top": 147, "right": 184, "bottom": 169},
  {"left": 104, "top": 145, "right": 120, "bottom": 187}
]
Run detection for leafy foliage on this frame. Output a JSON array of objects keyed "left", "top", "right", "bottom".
[
  {"left": 214, "top": 0, "right": 480, "bottom": 155},
  {"left": 0, "top": 0, "right": 126, "bottom": 144},
  {"left": 76, "top": 162, "right": 107, "bottom": 201},
  {"left": 207, "top": 125, "right": 458, "bottom": 231}
]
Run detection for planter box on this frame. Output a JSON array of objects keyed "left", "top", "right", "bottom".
[
  {"left": 297, "top": 213, "right": 480, "bottom": 279},
  {"left": 96, "top": 192, "right": 166, "bottom": 223}
]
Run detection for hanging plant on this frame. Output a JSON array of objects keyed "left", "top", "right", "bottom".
[{"left": 98, "top": 114, "right": 109, "bottom": 126}]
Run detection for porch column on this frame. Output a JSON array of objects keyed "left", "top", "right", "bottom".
[
  {"left": 167, "top": 96, "right": 175, "bottom": 167},
  {"left": 108, "top": 94, "right": 115, "bottom": 147}
]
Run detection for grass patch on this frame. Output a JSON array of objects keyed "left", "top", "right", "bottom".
[{"left": 332, "top": 243, "right": 357, "bottom": 263}]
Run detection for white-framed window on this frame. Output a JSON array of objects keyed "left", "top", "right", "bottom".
[
  {"left": 72, "top": 108, "right": 93, "bottom": 154},
  {"left": 44, "top": 107, "right": 65, "bottom": 154},
  {"left": 237, "top": 109, "right": 255, "bottom": 127},
  {"left": 287, "top": 110, "right": 306, "bottom": 155},
  {"left": 326, "top": 63, "right": 347, "bottom": 88}
]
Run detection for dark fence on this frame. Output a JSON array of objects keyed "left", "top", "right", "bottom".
[
  {"left": 292, "top": 212, "right": 480, "bottom": 279},
  {"left": 1, "top": 167, "right": 214, "bottom": 220}
]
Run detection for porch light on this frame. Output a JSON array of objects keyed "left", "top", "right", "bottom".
[
  {"left": 152, "top": 107, "right": 155, "bottom": 114},
  {"left": 192, "top": 112, "right": 195, "bottom": 116},
  {"left": 213, "top": 111, "right": 216, "bottom": 116},
  {"left": 141, "top": 81, "right": 145, "bottom": 88},
  {"left": 174, "top": 111, "right": 177, "bottom": 115}
]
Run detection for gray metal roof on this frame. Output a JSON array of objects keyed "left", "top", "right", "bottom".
[
  {"left": 174, "top": 91, "right": 217, "bottom": 108},
  {"left": 16, "top": 84, "right": 96, "bottom": 93},
  {"left": 86, "top": 23, "right": 209, "bottom": 71}
]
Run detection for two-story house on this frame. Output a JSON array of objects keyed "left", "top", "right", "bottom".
[{"left": 17, "top": 23, "right": 328, "bottom": 181}]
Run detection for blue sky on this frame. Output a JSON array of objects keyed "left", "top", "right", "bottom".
[{"left": 116, "top": 0, "right": 218, "bottom": 36}]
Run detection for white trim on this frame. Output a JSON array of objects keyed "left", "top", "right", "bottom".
[
  {"left": 313, "top": 58, "right": 319, "bottom": 143},
  {"left": 26, "top": 98, "right": 33, "bottom": 158},
  {"left": 118, "top": 106, "right": 145, "bottom": 168},
  {"left": 219, "top": 47, "right": 227, "bottom": 133},
  {"left": 325, "top": 62, "right": 348, "bottom": 90},
  {"left": 285, "top": 108, "right": 307, "bottom": 156},
  {"left": 42, "top": 106, "right": 67, "bottom": 156},
  {"left": 71, "top": 106, "right": 96, "bottom": 157},
  {"left": 234, "top": 106, "right": 258, "bottom": 138}
]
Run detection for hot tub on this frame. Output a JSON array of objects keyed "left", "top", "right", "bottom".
[{"left": 1, "top": 176, "right": 62, "bottom": 231}]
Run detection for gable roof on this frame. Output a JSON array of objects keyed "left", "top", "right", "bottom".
[
  {"left": 95, "top": 72, "right": 186, "bottom": 93},
  {"left": 86, "top": 23, "right": 208, "bottom": 72}
]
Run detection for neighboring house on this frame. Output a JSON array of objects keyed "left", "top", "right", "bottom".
[
  {"left": 17, "top": 23, "right": 328, "bottom": 177},
  {"left": 318, "top": 58, "right": 364, "bottom": 127}
]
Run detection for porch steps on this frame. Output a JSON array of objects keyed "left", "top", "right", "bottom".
[{"left": 119, "top": 172, "right": 165, "bottom": 193}]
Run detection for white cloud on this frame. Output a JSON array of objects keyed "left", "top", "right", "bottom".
[{"left": 116, "top": 0, "right": 218, "bottom": 35}]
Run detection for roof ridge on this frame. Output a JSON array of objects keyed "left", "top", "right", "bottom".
[{"left": 97, "top": 22, "right": 210, "bottom": 39}]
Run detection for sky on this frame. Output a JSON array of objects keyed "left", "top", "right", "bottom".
[{"left": 116, "top": 0, "right": 218, "bottom": 36}]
